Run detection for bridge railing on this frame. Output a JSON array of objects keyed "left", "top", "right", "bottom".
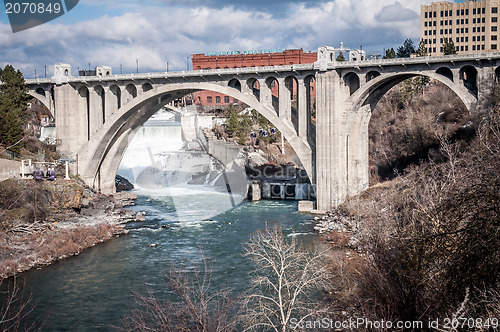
[{"left": 23, "top": 51, "right": 500, "bottom": 85}]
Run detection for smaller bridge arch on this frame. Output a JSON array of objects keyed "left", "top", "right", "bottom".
[
  {"left": 436, "top": 67, "right": 454, "bottom": 81},
  {"left": 460, "top": 65, "right": 478, "bottom": 97},
  {"left": 344, "top": 72, "right": 360, "bottom": 95}
]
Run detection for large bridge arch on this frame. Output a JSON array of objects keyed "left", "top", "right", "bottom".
[
  {"left": 76, "top": 82, "right": 313, "bottom": 193},
  {"left": 342, "top": 70, "right": 477, "bottom": 197},
  {"left": 28, "top": 90, "right": 54, "bottom": 116}
]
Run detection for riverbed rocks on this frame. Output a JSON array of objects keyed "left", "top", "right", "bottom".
[{"left": 313, "top": 208, "right": 361, "bottom": 250}]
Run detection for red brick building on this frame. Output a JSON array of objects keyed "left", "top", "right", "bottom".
[{"left": 191, "top": 49, "right": 317, "bottom": 108}]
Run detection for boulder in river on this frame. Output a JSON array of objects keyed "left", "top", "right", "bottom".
[{"left": 115, "top": 175, "right": 134, "bottom": 191}]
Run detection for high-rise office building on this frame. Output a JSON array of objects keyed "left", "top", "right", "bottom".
[{"left": 420, "top": 0, "right": 500, "bottom": 55}]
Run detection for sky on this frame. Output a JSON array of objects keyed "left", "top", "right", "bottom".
[{"left": 0, "top": 0, "right": 434, "bottom": 78}]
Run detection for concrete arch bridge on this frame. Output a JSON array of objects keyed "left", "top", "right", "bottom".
[{"left": 25, "top": 48, "right": 500, "bottom": 212}]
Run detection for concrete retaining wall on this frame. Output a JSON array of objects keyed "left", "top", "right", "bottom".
[
  {"left": 197, "top": 128, "right": 241, "bottom": 166},
  {"left": 0, "top": 159, "right": 20, "bottom": 181}
]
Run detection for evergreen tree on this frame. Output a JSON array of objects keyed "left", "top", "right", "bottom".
[
  {"left": 0, "top": 65, "right": 30, "bottom": 154},
  {"left": 383, "top": 48, "right": 396, "bottom": 59},
  {"left": 225, "top": 105, "right": 239, "bottom": 138},
  {"left": 416, "top": 39, "right": 428, "bottom": 57},
  {"left": 397, "top": 39, "right": 416, "bottom": 58},
  {"left": 443, "top": 38, "right": 458, "bottom": 55}
]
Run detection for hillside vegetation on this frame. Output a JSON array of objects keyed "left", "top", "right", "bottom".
[{"left": 326, "top": 78, "right": 500, "bottom": 328}]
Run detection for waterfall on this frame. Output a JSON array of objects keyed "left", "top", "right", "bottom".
[{"left": 117, "top": 110, "right": 247, "bottom": 221}]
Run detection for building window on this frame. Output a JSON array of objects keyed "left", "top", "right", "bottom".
[
  {"left": 493, "top": 17, "right": 498, "bottom": 23},
  {"left": 434, "top": 30, "right": 437, "bottom": 35},
  {"left": 207, "top": 96, "right": 212, "bottom": 104},
  {"left": 457, "top": 9, "right": 460, "bottom": 16},
  {"left": 461, "top": 9, "right": 464, "bottom": 15},
  {"left": 473, "top": 27, "right": 476, "bottom": 32},
  {"left": 440, "top": 47, "right": 444, "bottom": 52},
  {"left": 482, "top": 45, "right": 486, "bottom": 50},
  {"left": 425, "top": 12, "right": 428, "bottom": 18},
  {"left": 461, "top": 46, "right": 464, "bottom": 51},
  {"left": 465, "top": 46, "right": 468, "bottom": 51},
  {"left": 457, "top": 28, "right": 460, "bottom": 33},
  {"left": 425, "top": 30, "right": 428, "bottom": 35},
  {"left": 473, "top": 45, "right": 476, "bottom": 50},
  {"left": 482, "top": 26, "right": 486, "bottom": 32},
  {"left": 483, "top": 8, "right": 486, "bottom": 14},
  {"left": 493, "top": 44, "right": 498, "bottom": 49},
  {"left": 473, "top": 36, "right": 476, "bottom": 41},
  {"left": 449, "top": 19, "right": 452, "bottom": 25},
  {"left": 465, "top": 28, "right": 468, "bottom": 33},
  {"left": 482, "top": 17, "right": 486, "bottom": 23},
  {"left": 483, "top": 35, "right": 486, "bottom": 41},
  {"left": 493, "top": 26, "right": 498, "bottom": 32},
  {"left": 440, "top": 20, "right": 444, "bottom": 26},
  {"left": 473, "top": 8, "right": 476, "bottom": 15},
  {"left": 456, "top": 37, "right": 460, "bottom": 43},
  {"left": 457, "top": 19, "right": 460, "bottom": 25},
  {"left": 465, "top": 19, "right": 468, "bottom": 24},
  {"left": 465, "top": 9, "right": 469, "bottom": 15},
  {"left": 224, "top": 96, "right": 230, "bottom": 103},
  {"left": 473, "top": 18, "right": 476, "bottom": 24},
  {"left": 215, "top": 96, "right": 221, "bottom": 103},
  {"left": 433, "top": 47, "right": 436, "bottom": 52},
  {"left": 493, "top": 35, "right": 498, "bottom": 41},
  {"left": 434, "top": 11, "right": 437, "bottom": 17},
  {"left": 440, "top": 29, "right": 443, "bottom": 34},
  {"left": 445, "top": 10, "right": 448, "bottom": 17},
  {"left": 425, "top": 22, "right": 428, "bottom": 27},
  {"left": 493, "top": 7, "right": 498, "bottom": 14},
  {"left": 434, "top": 21, "right": 437, "bottom": 26},
  {"left": 461, "top": 28, "right": 465, "bottom": 33},
  {"left": 461, "top": 36, "right": 464, "bottom": 42},
  {"left": 441, "top": 10, "right": 444, "bottom": 17},
  {"left": 440, "top": 38, "right": 444, "bottom": 43},
  {"left": 461, "top": 19, "right": 464, "bottom": 24}
]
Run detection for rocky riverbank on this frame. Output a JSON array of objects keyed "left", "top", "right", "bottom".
[
  {"left": 0, "top": 178, "right": 140, "bottom": 278},
  {"left": 313, "top": 208, "right": 362, "bottom": 251}
]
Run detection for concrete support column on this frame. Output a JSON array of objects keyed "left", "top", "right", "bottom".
[
  {"left": 278, "top": 77, "right": 291, "bottom": 122},
  {"left": 259, "top": 78, "right": 273, "bottom": 112},
  {"left": 346, "top": 104, "right": 371, "bottom": 197},
  {"left": 477, "top": 66, "right": 495, "bottom": 102},
  {"left": 103, "top": 86, "right": 113, "bottom": 122},
  {"left": 315, "top": 70, "right": 348, "bottom": 212},
  {"left": 241, "top": 79, "right": 252, "bottom": 95},
  {"left": 297, "top": 78, "right": 308, "bottom": 139},
  {"left": 89, "top": 86, "right": 103, "bottom": 139},
  {"left": 452, "top": 69, "right": 461, "bottom": 85}
]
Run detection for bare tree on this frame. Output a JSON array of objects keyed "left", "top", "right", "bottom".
[
  {"left": 239, "top": 226, "right": 331, "bottom": 332},
  {"left": 0, "top": 277, "right": 45, "bottom": 331},
  {"left": 122, "top": 256, "right": 234, "bottom": 332}
]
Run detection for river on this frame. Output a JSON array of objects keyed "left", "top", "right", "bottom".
[{"left": 16, "top": 111, "right": 316, "bottom": 331}]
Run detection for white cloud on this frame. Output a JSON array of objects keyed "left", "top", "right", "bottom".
[{"left": 0, "top": 0, "right": 427, "bottom": 77}]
